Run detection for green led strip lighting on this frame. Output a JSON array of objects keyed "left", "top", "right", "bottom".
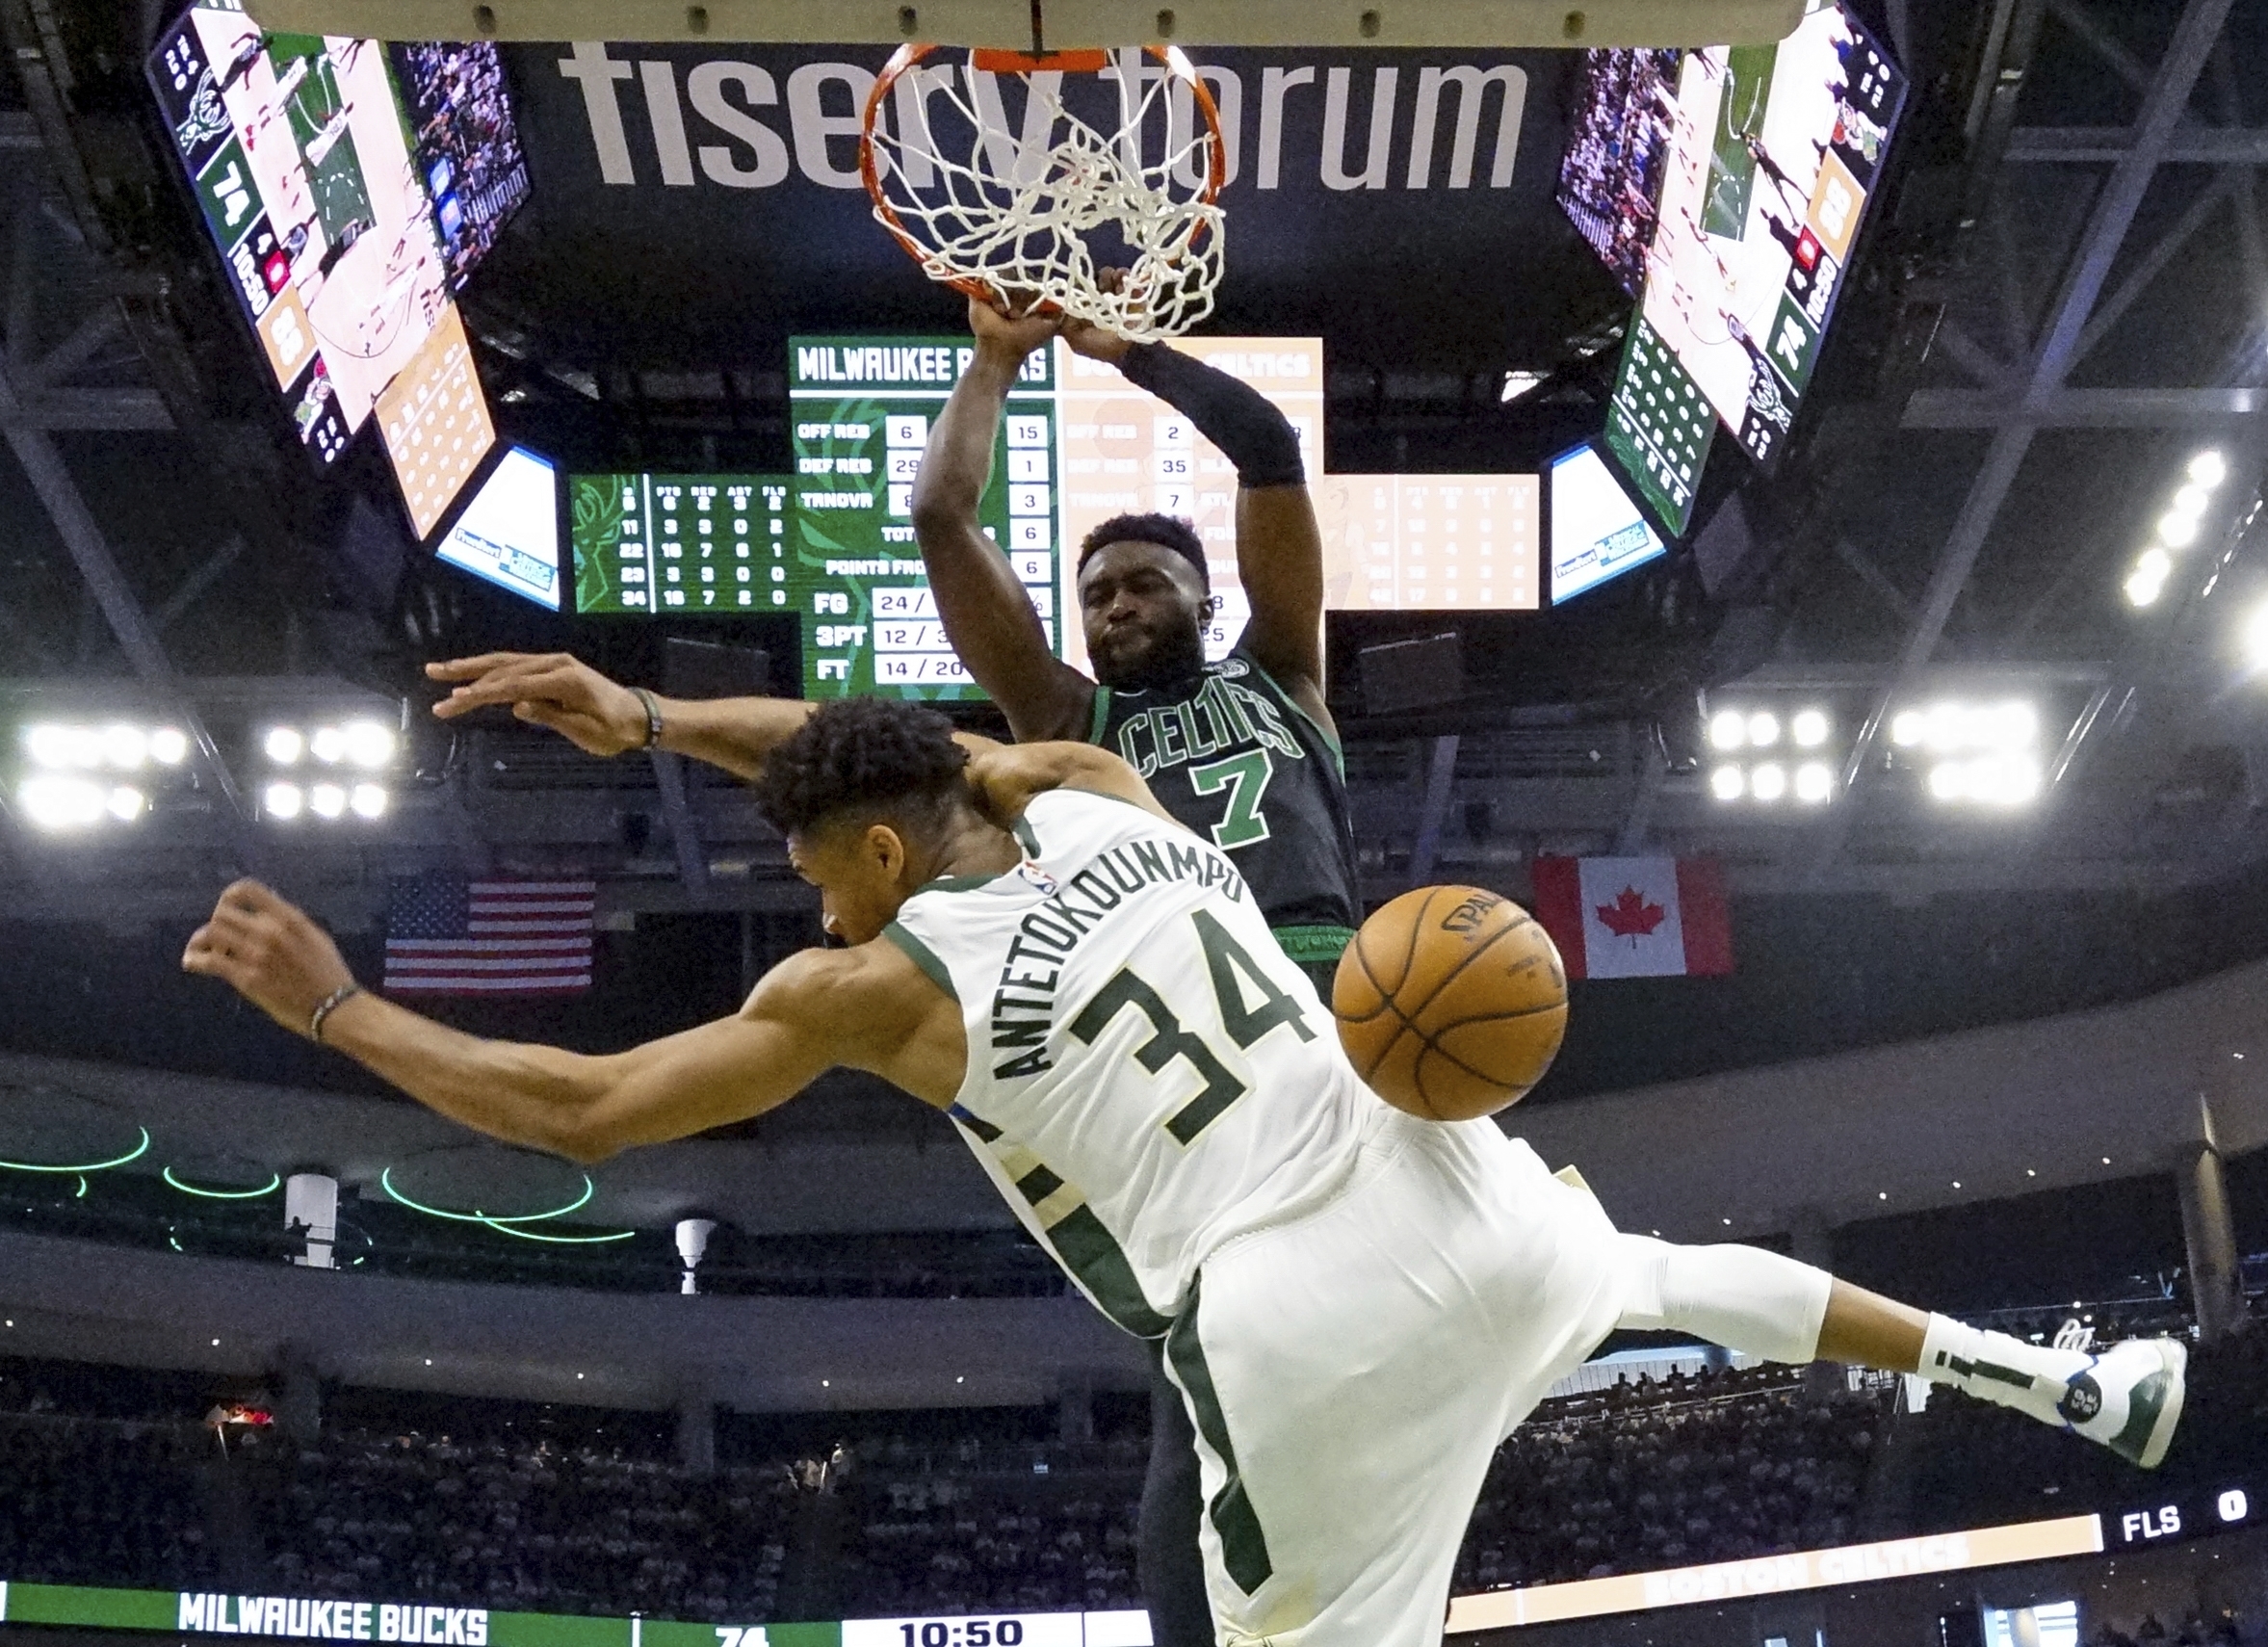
[
  {"left": 164, "top": 1166, "right": 282, "bottom": 1200},
  {"left": 481, "top": 1219, "right": 636, "bottom": 1244},
  {"left": 0, "top": 1126, "right": 150, "bottom": 1174},
  {"left": 379, "top": 1163, "right": 593, "bottom": 1225}
]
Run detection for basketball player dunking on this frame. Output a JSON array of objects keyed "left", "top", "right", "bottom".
[
  {"left": 186, "top": 700, "right": 2184, "bottom": 1647},
  {"left": 910, "top": 292, "right": 1360, "bottom": 1647},
  {"left": 419, "top": 292, "right": 1363, "bottom": 1647}
]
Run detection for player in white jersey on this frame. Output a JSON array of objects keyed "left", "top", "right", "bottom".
[{"left": 185, "top": 696, "right": 2186, "bottom": 1647}]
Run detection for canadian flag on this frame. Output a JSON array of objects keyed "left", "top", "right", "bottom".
[{"left": 1530, "top": 857, "right": 1734, "bottom": 980}]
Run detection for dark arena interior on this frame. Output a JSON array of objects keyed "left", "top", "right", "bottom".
[{"left": 6, "top": 3, "right": 2268, "bottom": 1647}]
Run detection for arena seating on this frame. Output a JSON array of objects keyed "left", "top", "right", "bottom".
[{"left": 0, "top": 1300, "right": 2254, "bottom": 1624}]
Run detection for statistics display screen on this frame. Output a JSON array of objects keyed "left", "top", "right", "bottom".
[
  {"left": 1550, "top": 443, "right": 1667, "bottom": 604},
  {"left": 1604, "top": 316, "right": 1715, "bottom": 536},
  {"left": 1313, "top": 475, "right": 1539, "bottom": 611},
  {"left": 378, "top": 304, "right": 496, "bottom": 538},
  {"left": 1632, "top": 4, "right": 1908, "bottom": 464},
  {"left": 437, "top": 446, "right": 560, "bottom": 608},
  {"left": 146, "top": 3, "right": 456, "bottom": 463},
  {"left": 572, "top": 473, "right": 794, "bottom": 616},
  {"left": 386, "top": 40, "right": 530, "bottom": 287},
  {"left": 790, "top": 337, "right": 1060, "bottom": 698},
  {"left": 1557, "top": 49, "right": 1683, "bottom": 299},
  {"left": 1052, "top": 337, "right": 1321, "bottom": 667}
]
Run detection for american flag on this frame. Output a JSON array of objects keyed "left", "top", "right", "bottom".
[{"left": 382, "top": 876, "right": 596, "bottom": 996}]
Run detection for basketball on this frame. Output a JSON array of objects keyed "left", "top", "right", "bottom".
[{"left": 1333, "top": 886, "right": 1570, "bottom": 1121}]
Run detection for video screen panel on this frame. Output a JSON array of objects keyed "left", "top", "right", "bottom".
[
  {"left": 1558, "top": 50, "right": 1684, "bottom": 299},
  {"left": 1313, "top": 476, "right": 1540, "bottom": 611},
  {"left": 378, "top": 304, "right": 496, "bottom": 538},
  {"left": 572, "top": 473, "right": 794, "bottom": 616},
  {"left": 437, "top": 446, "right": 560, "bottom": 609},
  {"left": 386, "top": 41, "right": 531, "bottom": 287},
  {"left": 1052, "top": 337, "right": 1323, "bottom": 667},
  {"left": 788, "top": 338, "right": 1063, "bottom": 699},
  {"left": 1604, "top": 316, "right": 1715, "bottom": 535},
  {"left": 1633, "top": 4, "right": 1908, "bottom": 464},
  {"left": 1550, "top": 442, "right": 1667, "bottom": 604}
]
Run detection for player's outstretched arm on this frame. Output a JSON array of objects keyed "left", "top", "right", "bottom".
[
  {"left": 909, "top": 300, "right": 1097, "bottom": 744},
  {"left": 1062, "top": 299, "right": 1330, "bottom": 734},
  {"left": 181, "top": 881, "right": 959, "bottom": 1163},
  {"left": 964, "top": 741, "right": 1182, "bottom": 832},
  {"left": 427, "top": 652, "right": 816, "bottom": 781}
]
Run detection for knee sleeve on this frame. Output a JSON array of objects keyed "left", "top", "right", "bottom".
[{"left": 1612, "top": 1236, "right": 1833, "bottom": 1365}]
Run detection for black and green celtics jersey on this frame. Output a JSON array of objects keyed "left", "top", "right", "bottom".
[{"left": 1085, "top": 645, "right": 1360, "bottom": 967}]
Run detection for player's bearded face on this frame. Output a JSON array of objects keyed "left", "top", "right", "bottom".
[
  {"left": 1079, "top": 543, "right": 1210, "bottom": 690},
  {"left": 789, "top": 821, "right": 915, "bottom": 947}
]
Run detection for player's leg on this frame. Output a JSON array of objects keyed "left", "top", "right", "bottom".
[
  {"left": 1136, "top": 1339, "right": 1216, "bottom": 1647},
  {"left": 1609, "top": 1236, "right": 2186, "bottom": 1468}
]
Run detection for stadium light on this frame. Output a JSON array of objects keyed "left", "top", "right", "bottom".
[
  {"left": 1709, "top": 765, "right": 1744, "bottom": 800},
  {"left": 2190, "top": 449, "right": 2228, "bottom": 487},
  {"left": 264, "top": 727, "right": 304, "bottom": 766},
  {"left": 2158, "top": 510, "right": 2200, "bottom": 549},
  {"left": 350, "top": 783, "right": 388, "bottom": 820},
  {"left": 344, "top": 719, "right": 396, "bottom": 769},
  {"left": 1707, "top": 702, "right": 1844, "bottom": 809},
  {"left": 1794, "top": 761, "right": 1834, "bottom": 803},
  {"left": 309, "top": 783, "right": 347, "bottom": 820},
  {"left": 1791, "top": 709, "right": 1831, "bottom": 748},
  {"left": 1708, "top": 710, "right": 1746, "bottom": 751},
  {"left": 2243, "top": 600, "right": 2268, "bottom": 672},
  {"left": 149, "top": 727, "right": 188, "bottom": 766},
  {"left": 1750, "top": 762, "right": 1787, "bottom": 801},
  {"left": 263, "top": 783, "right": 303, "bottom": 821}
]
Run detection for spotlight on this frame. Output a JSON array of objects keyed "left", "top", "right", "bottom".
[
  {"left": 309, "top": 725, "right": 348, "bottom": 765},
  {"left": 263, "top": 782, "right": 303, "bottom": 820},
  {"left": 349, "top": 783, "right": 388, "bottom": 820},
  {"left": 2136, "top": 545, "right": 2173, "bottom": 581},
  {"left": 1890, "top": 710, "right": 1926, "bottom": 747},
  {"left": 100, "top": 724, "right": 146, "bottom": 770},
  {"left": 19, "top": 776, "right": 104, "bottom": 829},
  {"left": 308, "top": 783, "right": 347, "bottom": 820},
  {"left": 1709, "top": 765, "right": 1745, "bottom": 800},
  {"left": 2243, "top": 601, "right": 2268, "bottom": 671},
  {"left": 148, "top": 727, "right": 189, "bottom": 767},
  {"left": 264, "top": 727, "right": 304, "bottom": 766},
  {"left": 106, "top": 787, "right": 145, "bottom": 822},
  {"left": 1794, "top": 762, "right": 1834, "bottom": 803},
  {"left": 2190, "top": 450, "right": 2228, "bottom": 488},
  {"left": 1746, "top": 712, "right": 1781, "bottom": 748},
  {"left": 1986, "top": 700, "right": 2038, "bottom": 749},
  {"left": 23, "top": 724, "right": 74, "bottom": 770},
  {"left": 1708, "top": 710, "right": 1746, "bottom": 751},
  {"left": 2171, "top": 484, "right": 2210, "bottom": 520},
  {"left": 2159, "top": 511, "right": 2200, "bottom": 549},
  {"left": 344, "top": 720, "right": 396, "bottom": 769},
  {"left": 2125, "top": 568, "right": 2164, "bottom": 609},
  {"left": 1791, "top": 709, "right": 1830, "bottom": 748},
  {"left": 1927, "top": 761, "right": 1967, "bottom": 802},
  {"left": 1750, "top": 762, "right": 1787, "bottom": 801}
]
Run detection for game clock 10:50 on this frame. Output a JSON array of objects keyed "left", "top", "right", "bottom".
[{"left": 840, "top": 1617, "right": 1072, "bottom": 1647}]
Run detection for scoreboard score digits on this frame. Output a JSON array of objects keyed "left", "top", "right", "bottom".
[{"left": 573, "top": 474, "right": 793, "bottom": 615}]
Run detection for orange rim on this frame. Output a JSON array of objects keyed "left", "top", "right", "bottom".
[{"left": 860, "top": 42, "right": 1228, "bottom": 299}]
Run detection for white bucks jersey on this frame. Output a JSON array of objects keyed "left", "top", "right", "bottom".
[{"left": 885, "top": 789, "right": 1382, "bottom": 1337}]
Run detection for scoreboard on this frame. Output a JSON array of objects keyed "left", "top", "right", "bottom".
[
  {"left": 788, "top": 338, "right": 1061, "bottom": 699},
  {"left": 1604, "top": 317, "right": 1715, "bottom": 536},
  {"left": 569, "top": 335, "right": 1548, "bottom": 699},
  {"left": 1052, "top": 338, "right": 1322, "bottom": 667},
  {"left": 572, "top": 474, "right": 794, "bottom": 617}
]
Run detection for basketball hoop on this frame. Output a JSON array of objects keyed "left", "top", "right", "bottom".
[{"left": 860, "top": 44, "right": 1227, "bottom": 343}]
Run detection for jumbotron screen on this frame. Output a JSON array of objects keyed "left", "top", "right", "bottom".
[
  {"left": 147, "top": 5, "right": 454, "bottom": 461},
  {"left": 1630, "top": 4, "right": 1908, "bottom": 465}
]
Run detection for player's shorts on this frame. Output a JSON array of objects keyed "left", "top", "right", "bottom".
[{"left": 1160, "top": 1111, "right": 1634, "bottom": 1647}]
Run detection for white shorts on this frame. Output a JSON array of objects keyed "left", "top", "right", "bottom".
[{"left": 1160, "top": 1111, "right": 1633, "bottom": 1647}]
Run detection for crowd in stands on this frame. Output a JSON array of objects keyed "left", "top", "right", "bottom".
[
  {"left": 0, "top": 1297, "right": 2259, "bottom": 1624},
  {"left": 1454, "top": 1363, "right": 1887, "bottom": 1593}
]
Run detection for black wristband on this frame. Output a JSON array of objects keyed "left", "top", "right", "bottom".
[{"left": 1119, "top": 342, "right": 1307, "bottom": 488}]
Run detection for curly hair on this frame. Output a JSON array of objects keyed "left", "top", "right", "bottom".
[
  {"left": 1076, "top": 512, "right": 1210, "bottom": 588},
  {"left": 752, "top": 697, "right": 970, "bottom": 837}
]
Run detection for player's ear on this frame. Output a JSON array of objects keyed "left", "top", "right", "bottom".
[{"left": 863, "top": 822, "right": 908, "bottom": 881}]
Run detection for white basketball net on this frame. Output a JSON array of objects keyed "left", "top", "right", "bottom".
[{"left": 866, "top": 52, "right": 1226, "bottom": 343}]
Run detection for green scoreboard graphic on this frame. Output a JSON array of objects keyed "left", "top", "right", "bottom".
[
  {"left": 572, "top": 474, "right": 794, "bottom": 615},
  {"left": 785, "top": 337, "right": 1060, "bottom": 700},
  {"left": 1604, "top": 317, "right": 1715, "bottom": 536}
]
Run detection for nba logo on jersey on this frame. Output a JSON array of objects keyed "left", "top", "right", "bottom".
[{"left": 1015, "top": 859, "right": 1059, "bottom": 896}]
